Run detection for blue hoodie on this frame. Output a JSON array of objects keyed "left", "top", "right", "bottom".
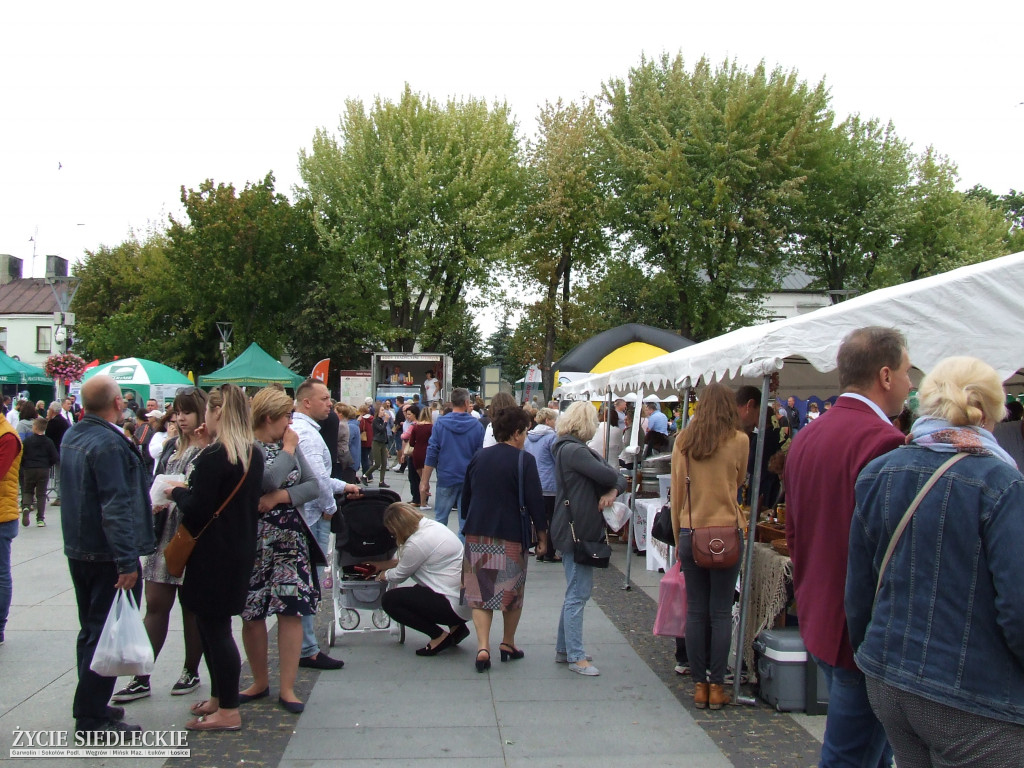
[
  {"left": 424, "top": 411, "right": 484, "bottom": 487},
  {"left": 524, "top": 423, "right": 557, "bottom": 493}
]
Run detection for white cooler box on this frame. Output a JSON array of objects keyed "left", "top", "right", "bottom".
[{"left": 753, "top": 627, "right": 829, "bottom": 714}]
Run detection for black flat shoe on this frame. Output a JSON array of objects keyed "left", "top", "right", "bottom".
[
  {"left": 415, "top": 633, "right": 455, "bottom": 657},
  {"left": 278, "top": 697, "right": 305, "bottom": 714},
  {"left": 499, "top": 642, "right": 525, "bottom": 662},
  {"left": 237, "top": 686, "right": 270, "bottom": 704},
  {"left": 475, "top": 649, "right": 491, "bottom": 673}
]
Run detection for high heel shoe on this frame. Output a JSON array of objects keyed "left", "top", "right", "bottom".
[
  {"left": 499, "top": 642, "right": 524, "bottom": 662},
  {"left": 475, "top": 649, "right": 491, "bottom": 672}
]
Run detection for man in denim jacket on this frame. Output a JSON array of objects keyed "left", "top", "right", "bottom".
[{"left": 61, "top": 375, "right": 155, "bottom": 738}]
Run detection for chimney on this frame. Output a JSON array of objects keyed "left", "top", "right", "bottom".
[{"left": 0, "top": 255, "right": 23, "bottom": 285}]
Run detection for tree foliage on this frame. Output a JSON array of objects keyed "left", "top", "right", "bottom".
[
  {"left": 419, "top": 297, "right": 485, "bottom": 389},
  {"left": 165, "top": 173, "right": 323, "bottom": 373},
  {"left": 298, "top": 85, "right": 524, "bottom": 353},
  {"left": 602, "top": 54, "right": 832, "bottom": 341}
]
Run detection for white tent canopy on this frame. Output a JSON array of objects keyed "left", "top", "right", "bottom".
[{"left": 558, "top": 251, "right": 1024, "bottom": 399}]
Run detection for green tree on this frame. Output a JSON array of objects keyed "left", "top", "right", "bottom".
[
  {"left": 793, "top": 115, "right": 912, "bottom": 298},
  {"left": 602, "top": 54, "right": 832, "bottom": 340},
  {"left": 298, "top": 85, "right": 524, "bottom": 353},
  {"left": 419, "top": 297, "right": 485, "bottom": 389},
  {"left": 872, "top": 150, "right": 1010, "bottom": 287},
  {"left": 165, "top": 173, "right": 323, "bottom": 373},
  {"left": 515, "top": 99, "right": 609, "bottom": 398},
  {"left": 70, "top": 233, "right": 174, "bottom": 361},
  {"left": 965, "top": 185, "right": 1024, "bottom": 253}
]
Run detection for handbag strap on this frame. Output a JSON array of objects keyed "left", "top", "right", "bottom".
[
  {"left": 684, "top": 451, "right": 693, "bottom": 531},
  {"left": 555, "top": 444, "right": 581, "bottom": 543},
  {"left": 518, "top": 450, "right": 532, "bottom": 550},
  {"left": 193, "top": 447, "right": 253, "bottom": 541},
  {"left": 875, "top": 452, "right": 967, "bottom": 597}
]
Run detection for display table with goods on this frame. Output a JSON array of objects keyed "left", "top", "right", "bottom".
[{"left": 631, "top": 496, "right": 670, "bottom": 572}]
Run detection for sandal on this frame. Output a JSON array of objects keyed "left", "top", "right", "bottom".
[
  {"left": 186, "top": 715, "right": 241, "bottom": 732},
  {"left": 189, "top": 700, "right": 217, "bottom": 717}
]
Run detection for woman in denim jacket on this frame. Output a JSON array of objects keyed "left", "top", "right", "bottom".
[{"left": 847, "top": 356, "right": 1024, "bottom": 765}]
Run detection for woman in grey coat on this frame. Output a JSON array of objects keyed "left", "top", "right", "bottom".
[{"left": 550, "top": 402, "right": 627, "bottom": 676}]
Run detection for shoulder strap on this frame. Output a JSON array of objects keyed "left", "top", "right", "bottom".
[
  {"left": 684, "top": 451, "right": 693, "bottom": 530},
  {"left": 194, "top": 447, "right": 254, "bottom": 541},
  {"left": 555, "top": 444, "right": 578, "bottom": 539},
  {"left": 875, "top": 452, "right": 967, "bottom": 597},
  {"left": 518, "top": 449, "right": 526, "bottom": 511}
]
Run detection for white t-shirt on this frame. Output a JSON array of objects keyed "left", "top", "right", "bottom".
[{"left": 424, "top": 378, "right": 440, "bottom": 402}]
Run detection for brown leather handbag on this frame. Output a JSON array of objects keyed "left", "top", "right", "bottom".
[
  {"left": 685, "top": 453, "right": 741, "bottom": 570},
  {"left": 164, "top": 451, "right": 252, "bottom": 578}
]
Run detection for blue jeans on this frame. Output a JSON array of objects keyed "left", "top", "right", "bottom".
[
  {"left": 556, "top": 557, "right": 594, "bottom": 663},
  {"left": 0, "top": 519, "right": 17, "bottom": 633},
  {"left": 301, "top": 517, "right": 332, "bottom": 659},
  {"left": 433, "top": 483, "right": 464, "bottom": 530},
  {"left": 814, "top": 655, "right": 894, "bottom": 768}
]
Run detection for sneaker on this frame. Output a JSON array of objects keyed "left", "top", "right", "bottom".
[
  {"left": 111, "top": 678, "right": 151, "bottom": 702},
  {"left": 21, "top": 509, "right": 29, "bottom": 527},
  {"left": 0, "top": 630, "right": 5, "bottom": 645},
  {"left": 674, "top": 663, "right": 691, "bottom": 676},
  {"left": 568, "top": 662, "right": 600, "bottom": 676},
  {"left": 36, "top": 519, "right": 45, "bottom": 527},
  {"left": 418, "top": 505, "right": 432, "bottom": 511},
  {"left": 170, "top": 668, "right": 200, "bottom": 696}
]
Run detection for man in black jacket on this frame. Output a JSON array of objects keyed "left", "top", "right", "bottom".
[{"left": 20, "top": 418, "right": 58, "bottom": 526}]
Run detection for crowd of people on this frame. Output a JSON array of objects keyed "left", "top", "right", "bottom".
[{"left": 2, "top": 328, "right": 1022, "bottom": 763}]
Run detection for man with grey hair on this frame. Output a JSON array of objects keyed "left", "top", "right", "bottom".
[
  {"left": 785, "top": 327, "right": 912, "bottom": 768},
  {"left": 419, "top": 387, "right": 484, "bottom": 528},
  {"left": 61, "top": 375, "right": 154, "bottom": 739}
]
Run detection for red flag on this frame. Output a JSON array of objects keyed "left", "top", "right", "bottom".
[{"left": 311, "top": 358, "right": 330, "bottom": 383}]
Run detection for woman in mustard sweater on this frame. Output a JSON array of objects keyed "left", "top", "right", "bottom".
[{"left": 670, "top": 383, "right": 748, "bottom": 711}]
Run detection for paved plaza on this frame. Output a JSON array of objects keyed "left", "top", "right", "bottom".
[{"left": 1, "top": 475, "right": 826, "bottom": 768}]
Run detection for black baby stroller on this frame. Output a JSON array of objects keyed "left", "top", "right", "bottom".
[{"left": 327, "top": 488, "right": 405, "bottom": 646}]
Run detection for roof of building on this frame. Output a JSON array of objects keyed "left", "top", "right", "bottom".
[{"left": 0, "top": 279, "right": 61, "bottom": 315}]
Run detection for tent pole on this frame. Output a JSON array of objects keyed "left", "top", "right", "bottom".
[
  {"left": 603, "top": 392, "right": 612, "bottom": 462},
  {"left": 622, "top": 387, "right": 644, "bottom": 590},
  {"left": 732, "top": 374, "right": 771, "bottom": 706},
  {"left": 668, "top": 384, "right": 692, "bottom": 565}
]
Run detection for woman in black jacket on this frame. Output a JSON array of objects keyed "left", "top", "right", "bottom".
[
  {"left": 169, "top": 384, "right": 264, "bottom": 732},
  {"left": 550, "top": 401, "right": 627, "bottom": 677},
  {"left": 366, "top": 405, "right": 390, "bottom": 488},
  {"left": 461, "top": 406, "right": 548, "bottom": 672}
]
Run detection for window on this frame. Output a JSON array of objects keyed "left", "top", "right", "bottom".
[{"left": 36, "top": 326, "right": 51, "bottom": 354}]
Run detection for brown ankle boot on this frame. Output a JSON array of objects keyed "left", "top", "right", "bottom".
[
  {"left": 693, "top": 682, "right": 709, "bottom": 709},
  {"left": 708, "top": 683, "right": 731, "bottom": 710}
]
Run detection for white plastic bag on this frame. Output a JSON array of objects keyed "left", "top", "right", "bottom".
[
  {"left": 90, "top": 590, "right": 155, "bottom": 677},
  {"left": 150, "top": 473, "right": 185, "bottom": 509},
  {"left": 602, "top": 501, "right": 631, "bottom": 531}
]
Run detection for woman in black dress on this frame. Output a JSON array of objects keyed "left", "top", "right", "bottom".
[{"left": 169, "top": 384, "right": 264, "bottom": 732}]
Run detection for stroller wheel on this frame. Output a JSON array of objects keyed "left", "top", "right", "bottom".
[
  {"left": 371, "top": 608, "right": 390, "bottom": 629},
  {"left": 340, "top": 609, "right": 360, "bottom": 630}
]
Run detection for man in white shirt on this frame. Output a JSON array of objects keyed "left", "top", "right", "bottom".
[
  {"left": 292, "top": 379, "right": 361, "bottom": 670},
  {"left": 61, "top": 397, "right": 76, "bottom": 424}
]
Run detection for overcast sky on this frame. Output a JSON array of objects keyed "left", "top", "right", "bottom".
[{"left": 2, "top": 0, "right": 1020, "bottom": 286}]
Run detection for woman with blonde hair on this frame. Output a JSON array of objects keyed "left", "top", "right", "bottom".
[
  {"left": 549, "top": 401, "right": 627, "bottom": 676},
  {"left": 670, "top": 383, "right": 748, "bottom": 709},
  {"left": 847, "top": 357, "right": 1024, "bottom": 765},
  {"left": 375, "top": 502, "right": 471, "bottom": 656},
  {"left": 169, "top": 384, "right": 264, "bottom": 731},
  {"left": 239, "top": 387, "right": 321, "bottom": 714}
]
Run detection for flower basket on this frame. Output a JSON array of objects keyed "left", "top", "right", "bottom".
[{"left": 45, "top": 353, "right": 88, "bottom": 383}]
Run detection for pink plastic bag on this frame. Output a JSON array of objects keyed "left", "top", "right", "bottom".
[{"left": 653, "top": 561, "right": 687, "bottom": 637}]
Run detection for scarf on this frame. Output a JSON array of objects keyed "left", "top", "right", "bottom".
[{"left": 910, "top": 416, "right": 1017, "bottom": 469}]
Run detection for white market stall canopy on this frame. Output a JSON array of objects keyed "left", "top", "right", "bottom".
[{"left": 558, "top": 251, "right": 1024, "bottom": 399}]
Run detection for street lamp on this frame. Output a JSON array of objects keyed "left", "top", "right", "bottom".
[{"left": 216, "top": 322, "right": 233, "bottom": 366}]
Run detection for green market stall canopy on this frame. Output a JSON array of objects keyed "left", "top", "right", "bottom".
[{"left": 198, "top": 343, "right": 304, "bottom": 389}]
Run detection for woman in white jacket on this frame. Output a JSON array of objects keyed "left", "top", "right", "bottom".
[
  {"left": 375, "top": 503, "right": 471, "bottom": 656},
  {"left": 588, "top": 406, "right": 624, "bottom": 468}
]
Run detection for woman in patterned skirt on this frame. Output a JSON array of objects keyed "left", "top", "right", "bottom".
[
  {"left": 239, "top": 387, "right": 321, "bottom": 714},
  {"left": 461, "top": 406, "right": 548, "bottom": 672}
]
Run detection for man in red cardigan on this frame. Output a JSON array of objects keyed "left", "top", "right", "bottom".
[{"left": 785, "top": 327, "right": 912, "bottom": 768}]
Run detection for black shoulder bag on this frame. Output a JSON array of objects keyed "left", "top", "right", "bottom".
[
  {"left": 557, "top": 445, "right": 612, "bottom": 568},
  {"left": 518, "top": 450, "right": 537, "bottom": 552}
]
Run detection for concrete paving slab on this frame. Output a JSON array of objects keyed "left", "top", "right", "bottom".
[{"left": 282, "top": 725, "right": 505, "bottom": 760}]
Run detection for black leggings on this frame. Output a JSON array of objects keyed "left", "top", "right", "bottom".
[
  {"left": 195, "top": 614, "right": 240, "bottom": 709},
  {"left": 381, "top": 584, "right": 465, "bottom": 640}
]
